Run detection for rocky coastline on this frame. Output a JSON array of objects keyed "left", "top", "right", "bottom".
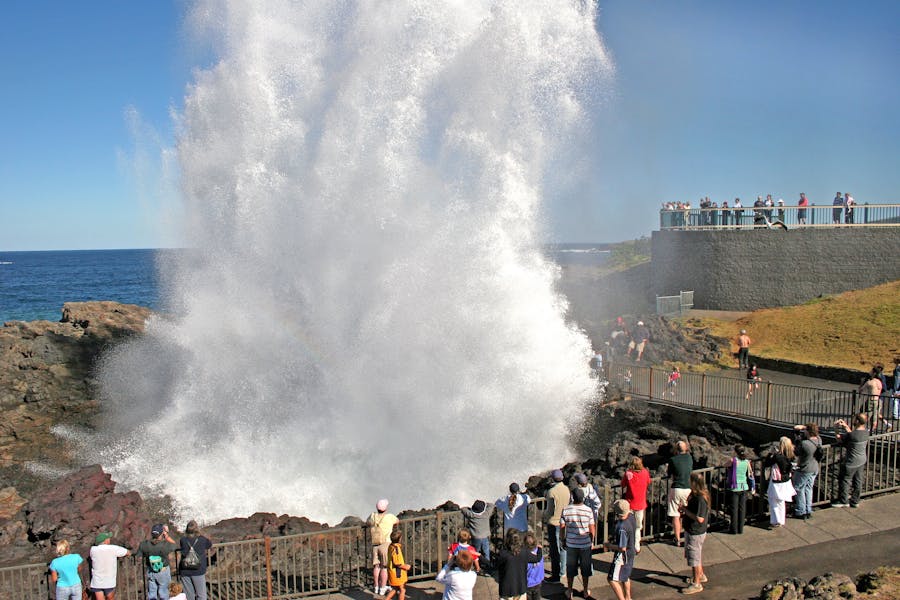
[
  {"left": 0, "top": 301, "right": 749, "bottom": 566},
  {"left": 0, "top": 300, "right": 894, "bottom": 600}
]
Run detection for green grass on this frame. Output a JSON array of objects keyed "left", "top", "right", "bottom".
[{"left": 684, "top": 280, "right": 900, "bottom": 371}]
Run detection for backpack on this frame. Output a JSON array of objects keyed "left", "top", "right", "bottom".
[
  {"left": 148, "top": 555, "right": 166, "bottom": 573},
  {"left": 813, "top": 443, "right": 825, "bottom": 462},
  {"left": 370, "top": 513, "right": 387, "bottom": 545},
  {"left": 180, "top": 539, "right": 202, "bottom": 571}
]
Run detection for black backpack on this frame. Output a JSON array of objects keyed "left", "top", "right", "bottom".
[{"left": 180, "top": 539, "right": 202, "bottom": 571}]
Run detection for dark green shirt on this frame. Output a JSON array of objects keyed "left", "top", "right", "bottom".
[
  {"left": 668, "top": 453, "right": 693, "bottom": 489},
  {"left": 136, "top": 540, "right": 177, "bottom": 570}
]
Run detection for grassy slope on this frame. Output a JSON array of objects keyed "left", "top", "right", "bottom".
[{"left": 684, "top": 280, "right": 900, "bottom": 371}]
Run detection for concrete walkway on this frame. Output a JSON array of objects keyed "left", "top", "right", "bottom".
[{"left": 335, "top": 493, "right": 900, "bottom": 600}]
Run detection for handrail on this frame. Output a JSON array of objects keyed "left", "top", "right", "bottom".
[
  {"left": 659, "top": 203, "right": 900, "bottom": 230},
  {"left": 605, "top": 361, "right": 874, "bottom": 430},
  {"left": 3, "top": 432, "right": 898, "bottom": 600}
]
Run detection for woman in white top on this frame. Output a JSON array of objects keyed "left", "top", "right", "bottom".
[
  {"left": 495, "top": 483, "right": 530, "bottom": 533},
  {"left": 436, "top": 551, "right": 477, "bottom": 600}
]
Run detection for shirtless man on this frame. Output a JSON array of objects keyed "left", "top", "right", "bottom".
[{"left": 736, "top": 330, "right": 752, "bottom": 369}]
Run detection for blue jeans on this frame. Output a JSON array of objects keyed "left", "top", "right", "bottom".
[
  {"left": 472, "top": 537, "right": 490, "bottom": 568},
  {"left": 792, "top": 471, "right": 816, "bottom": 515},
  {"left": 148, "top": 567, "right": 172, "bottom": 600},
  {"left": 545, "top": 524, "right": 567, "bottom": 579},
  {"left": 182, "top": 574, "right": 208, "bottom": 600},
  {"left": 56, "top": 584, "right": 82, "bottom": 600}
]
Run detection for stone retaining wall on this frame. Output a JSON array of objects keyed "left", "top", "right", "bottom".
[{"left": 650, "top": 228, "right": 900, "bottom": 310}]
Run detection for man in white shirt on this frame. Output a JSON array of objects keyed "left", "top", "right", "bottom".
[{"left": 90, "top": 532, "right": 131, "bottom": 600}]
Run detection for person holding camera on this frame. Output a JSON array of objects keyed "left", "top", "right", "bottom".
[
  {"left": 833, "top": 414, "right": 870, "bottom": 508},
  {"left": 792, "top": 424, "right": 823, "bottom": 520}
]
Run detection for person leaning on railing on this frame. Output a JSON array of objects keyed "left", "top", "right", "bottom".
[
  {"left": 832, "top": 414, "right": 869, "bottom": 508},
  {"left": 791, "top": 424, "right": 822, "bottom": 520},
  {"left": 724, "top": 445, "right": 755, "bottom": 535}
]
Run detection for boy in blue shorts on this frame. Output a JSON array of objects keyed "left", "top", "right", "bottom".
[{"left": 603, "top": 500, "right": 636, "bottom": 600}]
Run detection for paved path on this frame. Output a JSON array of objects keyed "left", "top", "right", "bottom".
[
  {"left": 333, "top": 493, "right": 900, "bottom": 600},
  {"left": 709, "top": 367, "right": 857, "bottom": 393}
]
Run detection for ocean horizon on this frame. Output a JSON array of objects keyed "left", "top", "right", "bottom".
[{"left": 0, "top": 245, "right": 609, "bottom": 323}]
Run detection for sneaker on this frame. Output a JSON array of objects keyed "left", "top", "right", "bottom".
[
  {"left": 849, "top": 504, "right": 859, "bottom": 508},
  {"left": 700, "top": 574, "right": 708, "bottom": 583},
  {"left": 681, "top": 583, "right": 704, "bottom": 595},
  {"left": 831, "top": 503, "right": 850, "bottom": 508}
]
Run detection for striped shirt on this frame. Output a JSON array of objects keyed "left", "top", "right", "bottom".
[{"left": 560, "top": 504, "right": 595, "bottom": 548}]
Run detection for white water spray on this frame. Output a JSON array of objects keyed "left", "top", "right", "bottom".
[{"left": 98, "top": 0, "right": 612, "bottom": 523}]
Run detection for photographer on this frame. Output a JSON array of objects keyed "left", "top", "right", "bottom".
[
  {"left": 791, "top": 424, "right": 823, "bottom": 520},
  {"left": 832, "top": 414, "right": 869, "bottom": 508}
]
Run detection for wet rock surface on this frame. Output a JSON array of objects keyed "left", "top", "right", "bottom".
[
  {"left": 0, "top": 301, "right": 756, "bottom": 565},
  {"left": 760, "top": 568, "right": 900, "bottom": 599},
  {"left": 0, "top": 301, "right": 151, "bottom": 497}
]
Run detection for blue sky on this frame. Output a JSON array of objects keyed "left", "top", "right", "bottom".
[{"left": 1, "top": 1, "right": 898, "bottom": 250}]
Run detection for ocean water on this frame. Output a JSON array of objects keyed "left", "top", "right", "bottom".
[
  {"left": 0, "top": 245, "right": 606, "bottom": 325},
  {"left": 0, "top": 249, "right": 164, "bottom": 323}
]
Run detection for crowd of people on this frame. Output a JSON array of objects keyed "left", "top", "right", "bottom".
[
  {"left": 368, "top": 448, "right": 703, "bottom": 599},
  {"left": 660, "top": 192, "right": 860, "bottom": 227},
  {"left": 365, "top": 414, "right": 881, "bottom": 600},
  {"left": 46, "top": 411, "right": 882, "bottom": 600},
  {"left": 48, "top": 520, "right": 212, "bottom": 600}
]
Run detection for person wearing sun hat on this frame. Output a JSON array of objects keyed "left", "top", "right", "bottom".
[
  {"left": 368, "top": 499, "right": 399, "bottom": 596},
  {"left": 89, "top": 531, "right": 131, "bottom": 600},
  {"left": 603, "top": 500, "right": 636, "bottom": 600}
]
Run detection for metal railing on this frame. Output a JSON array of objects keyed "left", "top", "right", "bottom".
[
  {"left": 4, "top": 445, "right": 898, "bottom": 599},
  {"left": 659, "top": 203, "right": 900, "bottom": 230},
  {"left": 656, "top": 291, "right": 694, "bottom": 316},
  {"left": 605, "top": 362, "right": 879, "bottom": 430}
]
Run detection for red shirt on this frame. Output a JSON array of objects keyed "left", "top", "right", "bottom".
[{"left": 621, "top": 468, "right": 650, "bottom": 511}]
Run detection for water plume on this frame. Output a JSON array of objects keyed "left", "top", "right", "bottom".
[{"left": 97, "top": 0, "right": 613, "bottom": 523}]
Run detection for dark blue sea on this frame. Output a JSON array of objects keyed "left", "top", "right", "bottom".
[
  {"left": 0, "top": 249, "right": 165, "bottom": 323},
  {"left": 0, "top": 244, "right": 607, "bottom": 324}
]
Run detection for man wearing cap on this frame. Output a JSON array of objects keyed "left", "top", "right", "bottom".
[
  {"left": 574, "top": 474, "right": 601, "bottom": 528},
  {"left": 560, "top": 487, "right": 596, "bottom": 600},
  {"left": 543, "top": 469, "right": 570, "bottom": 583},
  {"left": 367, "top": 499, "right": 399, "bottom": 596},
  {"left": 667, "top": 441, "right": 694, "bottom": 546},
  {"left": 602, "top": 500, "right": 636, "bottom": 600},
  {"left": 736, "top": 330, "right": 751, "bottom": 369},
  {"left": 627, "top": 321, "right": 650, "bottom": 361},
  {"left": 89, "top": 532, "right": 131, "bottom": 600},
  {"left": 136, "top": 524, "right": 178, "bottom": 600}
]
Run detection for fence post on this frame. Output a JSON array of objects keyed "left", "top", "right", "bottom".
[
  {"left": 765, "top": 382, "right": 773, "bottom": 422},
  {"left": 264, "top": 536, "right": 273, "bottom": 600},
  {"left": 435, "top": 511, "right": 443, "bottom": 571},
  {"left": 700, "top": 373, "right": 707, "bottom": 409},
  {"left": 602, "top": 485, "right": 611, "bottom": 545},
  {"left": 648, "top": 367, "right": 654, "bottom": 400}
]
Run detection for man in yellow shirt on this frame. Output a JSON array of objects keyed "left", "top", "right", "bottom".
[{"left": 368, "top": 499, "right": 399, "bottom": 596}]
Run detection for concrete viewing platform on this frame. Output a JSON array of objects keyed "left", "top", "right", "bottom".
[{"left": 333, "top": 493, "right": 900, "bottom": 600}]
